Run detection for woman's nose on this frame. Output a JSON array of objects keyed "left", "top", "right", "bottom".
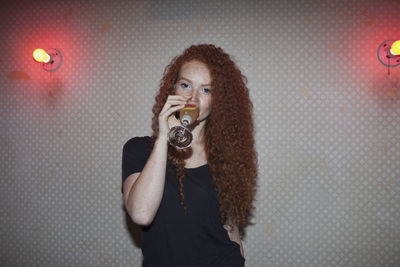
[{"left": 189, "top": 89, "right": 198, "bottom": 101}]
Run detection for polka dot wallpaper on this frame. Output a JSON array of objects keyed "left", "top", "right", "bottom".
[{"left": 1, "top": 0, "right": 399, "bottom": 266}]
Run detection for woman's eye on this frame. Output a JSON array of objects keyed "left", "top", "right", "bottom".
[
  {"left": 180, "top": 82, "right": 190, "bottom": 89},
  {"left": 201, "top": 88, "right": 211, "bottom": 94}
]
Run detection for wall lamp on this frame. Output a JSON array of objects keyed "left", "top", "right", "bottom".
[
  {"left": 33, "top": 48, "right": 63, "bottom": 72},
  {"left": 377, "top": 40, "right": 400, "bottom": 68}
]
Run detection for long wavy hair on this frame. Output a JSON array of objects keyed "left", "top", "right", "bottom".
[{"left": 151, "top": 44, "right": 257, "bottom": 237}]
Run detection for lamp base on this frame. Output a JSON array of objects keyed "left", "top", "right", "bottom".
[
  {"left": 43, "top": 48, "right": 63, "bottom": 72},
  {"left": 377, "top": 40, "right": 400, "bottom": 68}
]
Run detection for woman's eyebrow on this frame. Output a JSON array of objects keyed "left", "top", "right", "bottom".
[{"left": 178, "top": 77, "right": 211, "bottom": 87}]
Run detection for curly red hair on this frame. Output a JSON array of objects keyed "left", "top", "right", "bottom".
[{"left": 151, "top": 44, "right": 257, "bottom": 237}]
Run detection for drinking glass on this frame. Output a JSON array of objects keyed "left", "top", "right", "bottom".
[{"left": 168, "top": 104, "right": 199, "bottom": 149}]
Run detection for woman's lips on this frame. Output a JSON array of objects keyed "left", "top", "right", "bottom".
[{"left": 185, "top": 103, "right": 197, "bottom": 108}]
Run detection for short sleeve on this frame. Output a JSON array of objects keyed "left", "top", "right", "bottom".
[{"left": 121, "top": 136, "right": 152, "bottom": 193}]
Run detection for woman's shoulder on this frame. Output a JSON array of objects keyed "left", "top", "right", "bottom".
[
  {"left": 123, "top": 136, "right": 152, "bottom": 153},
  {"left": 124, "top": 135, "right": 151, "bottom": 145}
]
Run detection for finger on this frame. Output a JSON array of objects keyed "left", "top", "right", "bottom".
[
  {"left": 160, "top": 98, "right": 187, "bottom": 113},
  {"left": 166, "top": 96, "right": 190, "bottom": 104},
  {"left": 159, "top": 104, "right": 185, "bottom": 120},
  {"left": 160, "top": 101, "right": 185, "bottom": 115},
  {"left": 165, "top": 99, "right": 188, "bottom": 106},
  {"left": 167, "top": 95, "right": 190, "bottom": 100},
  {"left": 161, "top": 103, "right": 185, "bottom": 116}
]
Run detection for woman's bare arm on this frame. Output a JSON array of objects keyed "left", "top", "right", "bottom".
[
  {"left": 123, "top": 136, "right": 169, "bottom": 225},
  {"left": 123, "top": 95, "right": 188, "bottom": 226}
]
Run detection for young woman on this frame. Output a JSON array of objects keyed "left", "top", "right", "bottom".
[{"left": 122, "top": 44, "right": 257, "bottom": 267}]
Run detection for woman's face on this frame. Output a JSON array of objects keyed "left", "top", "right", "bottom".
[{"left": 174, "top": 60, "right": 212, "bottom": 122}]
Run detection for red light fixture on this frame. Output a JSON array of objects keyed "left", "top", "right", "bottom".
[
  {"left": 33, "top": 48, "right": 63, "bottom": 72},
  {"left": 377, "top": 40, "right": 400, "bottom": 68}
]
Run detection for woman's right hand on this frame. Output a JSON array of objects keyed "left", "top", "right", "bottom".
[{"left": 158, "top": 95, "right": 189, "bottom": 141}]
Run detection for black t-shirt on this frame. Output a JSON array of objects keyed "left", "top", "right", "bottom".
[{"left": 122, "top": 136, "right": 245, "bottom": 267}]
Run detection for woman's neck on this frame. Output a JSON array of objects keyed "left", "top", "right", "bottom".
[{"left": 190, "top": 120, "right": 206, "bottom": 143}]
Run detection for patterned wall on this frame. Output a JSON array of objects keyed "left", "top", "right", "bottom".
[{"left": 1, "top": 0, "right": 399, "bottom": 266}]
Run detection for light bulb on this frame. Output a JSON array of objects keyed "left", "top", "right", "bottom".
[
  {"left": 33, "top": 48, "right": 51, "bottom": 63},
  {"left": 390, "top": 40, "right": 400, "bottom": 56}
]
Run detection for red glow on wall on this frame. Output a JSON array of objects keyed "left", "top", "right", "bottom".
[{"left": 4, "top": 3, "right": 87, "bottom": 85}]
